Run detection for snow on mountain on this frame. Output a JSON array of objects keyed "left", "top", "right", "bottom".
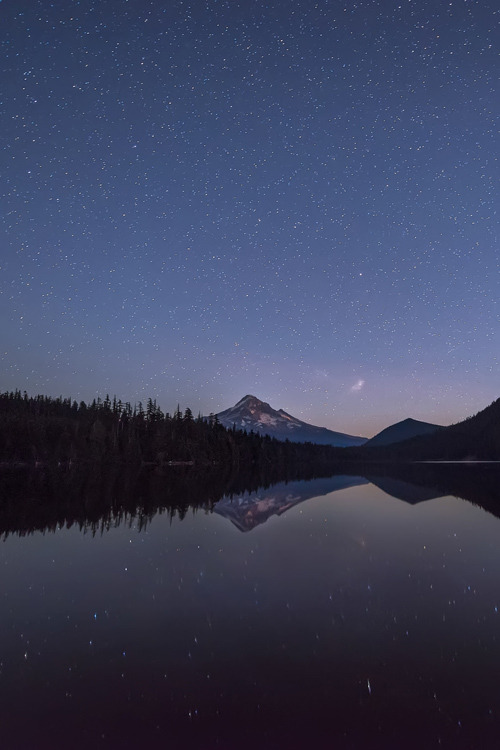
[{"left": 214, "top": 395, "right": 367, "bottom": 447}]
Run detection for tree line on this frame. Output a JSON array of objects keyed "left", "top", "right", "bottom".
[
  {"left": 0, "top": 389, "right": 346, "bottom": 470},
  {"left": 2, "top": 389, "right": 499, "bottom": 467}
]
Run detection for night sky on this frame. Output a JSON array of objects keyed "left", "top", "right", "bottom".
[{"left": 1, "top": 0, "right": 498, "bottom": 437}]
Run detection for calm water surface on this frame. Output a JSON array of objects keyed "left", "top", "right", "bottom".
[{"left": 1, "top": 472, "right": 500, "bottom": 748}]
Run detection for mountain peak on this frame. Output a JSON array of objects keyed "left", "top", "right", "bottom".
[
  {"left": 215, "top": 395, "right": 367, "bottom": 447},
  {"left": 235, "top": 394, "right": 265, "bottom": 407},
  {"left": 366, "top": 417, "right": 442, "bottom": 447}
]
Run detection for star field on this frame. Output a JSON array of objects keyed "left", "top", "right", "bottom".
[{"left": 1, "top": 0, "right": 498, "bottom": 436}]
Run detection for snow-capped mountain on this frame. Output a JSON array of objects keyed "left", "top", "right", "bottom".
[{"left": 214, "top": 395, "right": 367, "bottom": 447}]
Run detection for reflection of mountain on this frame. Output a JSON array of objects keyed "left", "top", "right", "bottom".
[
  {"left": 0, "top": 465, "right": 367, "bottom": 537},
  {"left": 366, "top": 475, "right": 446, "bottom": 504},
  {"left": 214, "top": 475, "right": 368, "bottom": 532},
  {"left": 359, "top": 462, "right": 500, "bottom": 518},
  {"left": 2, "top": 462, "right": 500, "bottom": 537},
  {"left": 215, "top": 465, "right": 500, "bottom": 531}
]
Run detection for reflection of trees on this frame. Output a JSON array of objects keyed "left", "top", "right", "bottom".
[
  {"left": 0, "top": 462, "right": 347, "bottom": 538},
  {"left": 2, "top": 462, "right": 500, "bottom": 538}
]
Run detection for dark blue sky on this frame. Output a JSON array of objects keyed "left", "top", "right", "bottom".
[{"left": 1, "top": 0, "right": 498, "bottom": 436}]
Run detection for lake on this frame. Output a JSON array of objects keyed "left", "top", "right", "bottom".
[{"left": 1, "top": 465, "right": 500, "bottom": 748}]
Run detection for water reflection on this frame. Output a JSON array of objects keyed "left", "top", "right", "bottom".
[
  {"left": 2, "top": 461, "right": 500, "bottom": 537},
  {"left": 214, "top": 475, "right": 368, "bottom": 531},
  {"left": 1, "top": 464, "right": 500, "bottom": 747}
]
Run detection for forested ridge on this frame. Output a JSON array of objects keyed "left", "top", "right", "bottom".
[
  {"left": 0, "top": 390, "right": 345, "bottom": 469},
  {"left": 2, "top": 390, "right": 500, "bottom": 466},
  {"left": 344, "top": 397, "right": 500, "bottom": 462},
  {"left": 2, "top": 390, "right": 500, "bottom": 537}
]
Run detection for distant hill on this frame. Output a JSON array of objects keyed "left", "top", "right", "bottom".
[
  {"left": 215, "top": 395, "right": 367, "bottom": 447},
  {"left": 373, "top": 398, "right": 500, "bottom": 461},
  {"left": 365, "top": 417, "right": 442, "bottom": 447}
]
